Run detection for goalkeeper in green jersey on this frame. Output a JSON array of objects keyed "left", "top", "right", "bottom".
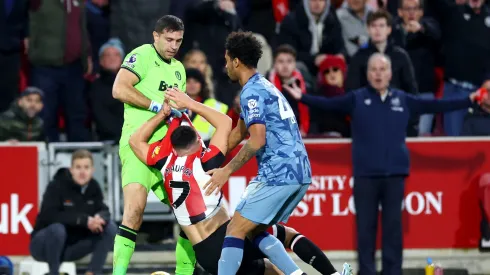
[{"left": 111, "top": 15, "right": 195, "bottom": 275}]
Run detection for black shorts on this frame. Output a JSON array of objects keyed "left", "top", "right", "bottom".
[{"left": 193, "top": 220, "right": 266, "bottom": 275}]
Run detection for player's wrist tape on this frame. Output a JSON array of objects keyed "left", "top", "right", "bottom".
[{"left": 149, "top": 101, "right": 162, "bottom": 113}]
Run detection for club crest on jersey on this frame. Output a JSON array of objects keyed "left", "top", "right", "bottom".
[
  {"left": 175, "top": 71, "right": 181, "bottom": 80},
  {"left": 152, "top": 146, "right": 161, "bottom": 158}
]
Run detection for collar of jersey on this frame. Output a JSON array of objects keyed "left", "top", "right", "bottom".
[
  {"left": 243, "top": 72, "right": 260, "bottom": 90},
  {"left": 151, "top": 44, "right": 171, "bottom": 64}
]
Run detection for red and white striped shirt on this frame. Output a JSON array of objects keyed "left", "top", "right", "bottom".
[{"left": 146, "top": 116, "right": 225, "bottom": 226}]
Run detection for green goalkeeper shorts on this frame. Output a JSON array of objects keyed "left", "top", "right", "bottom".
[{"left": 119, "top": 145, "right": 168, "bottom": 202}]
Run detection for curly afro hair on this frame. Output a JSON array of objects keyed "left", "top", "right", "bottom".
[{"left": 225, "top": 31, "right": 263, "bottom": 69}]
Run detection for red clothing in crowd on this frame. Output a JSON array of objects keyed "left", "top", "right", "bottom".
[{"left": 268, "top": 69, "right": 310, "bottom": 134}]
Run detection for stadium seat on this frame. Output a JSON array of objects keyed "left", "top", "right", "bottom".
[{"left": 18, "top": 257, "right": 76, "bottom": 275}]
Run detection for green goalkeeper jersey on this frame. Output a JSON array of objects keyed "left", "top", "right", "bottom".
[{"left": 119, "top": 44, "right": 186, "bottom": 147}]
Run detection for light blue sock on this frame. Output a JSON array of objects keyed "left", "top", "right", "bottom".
[
  {"left": 254, "top": 231, "right": 303, "bottom": 275},
  {"left": 218, "top": 236, "right": 244, "bottom": 275}
]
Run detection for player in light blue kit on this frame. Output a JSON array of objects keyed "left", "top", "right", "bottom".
[{"left": 204, "top": 31, "right": 311, "bottom": 275}]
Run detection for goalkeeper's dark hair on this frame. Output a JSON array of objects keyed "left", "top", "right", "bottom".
[
  {"left": 171, "top": 126, "right": 198, "bottom": 150},
  {"left": 225, "top": 31, "right": 263, "bottom": 69},
  {"left": 155, "top": 15, "right": 185, "bottom": 33}
]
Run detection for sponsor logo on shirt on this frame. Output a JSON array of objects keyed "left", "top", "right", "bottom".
[
  {"left": 165, "top": 165, "right": 193, "bottom": 177},
  {"left": 247, "top": 99, "right": 261, "bottom": 120},
  {"left": 248, "top": 99, "right": 258, "bottom": 109}
]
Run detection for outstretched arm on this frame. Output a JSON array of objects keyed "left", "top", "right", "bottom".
[
  {"left": 283, "top": 82, "right": 355, "bottom": 114},
  {"left": 406, "top": 88, "right": 489, "bottom": 115}
]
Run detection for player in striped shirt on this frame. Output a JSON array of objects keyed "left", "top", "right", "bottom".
[{"left": 129, "top": 90, "right": 352, "bottom": 275}]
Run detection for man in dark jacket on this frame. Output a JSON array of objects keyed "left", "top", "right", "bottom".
[
  {"left": 346, "top": 10, "right": 417, "bottom": 95},
  {"left": 277, "top": 0, "right": 345, "bottom": 75},
  {"left": 0, "top": 0, "right": 29, "bottom": 112},
  {"left": 28, "top": 0, "right": 92, "bottom": 142},
  {"left": 346, "top": 9, "right": 419, "bottom": 136},
  {"left": 391, "top": 0, "right": 441, "bottom": 135},
  {"left": 89, "top": 38, "right": 124, "bottom": 142},
  {"left": 236, "top": 0, "right": 299, "bottom": 46},
  {"left": 0, "top": 87, "right": 44, "bottom": 142},
  {"left": 86, "top": 0, "right": 110, "bottom": 73},
  {"left": 179, "top": 0, "right": 241, "bottom": 106},
  {"left": 284, "top": 53, "right": 488, "bottom": 275},
  {"left": 427, "top": 0, "right": 490, "bottom": 136},
  {"left": 30, "top": 150, "right": 117, "bottom": 275},
  {"left": 110, "top": 0, "right": 170, "bottom": 52}
]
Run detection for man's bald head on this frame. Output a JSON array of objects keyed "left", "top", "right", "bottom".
[
  {"left": 367, "top": 53, "right": 392, "bottom": 92},
  {"left": 368, "top": 53, "right": 391, "bottom": 70}
]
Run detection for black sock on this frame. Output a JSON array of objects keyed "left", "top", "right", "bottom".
[
  {"left": 179, "top": 229, "right": 188, "bottom": 240},
  {"left": 290, "top": 234, "right": 337, "bottom": 275}
]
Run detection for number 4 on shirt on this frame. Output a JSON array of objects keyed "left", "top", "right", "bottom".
[{"left": 272, "top": 87, "right": 296, "bottom": 124}]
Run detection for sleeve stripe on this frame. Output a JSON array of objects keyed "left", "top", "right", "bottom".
[{"left": 120, "top": 66, "right": 142, "bottom": 84}]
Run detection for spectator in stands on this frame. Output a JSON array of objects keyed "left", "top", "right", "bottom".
[
  {"left": 236, "top": 0, "right": 298, "bottom": 46},
  {"left": 391, "top": 0, "right": 441, "bottom": 136},
  {"left": 346, "top": 10, "right": 419, "bottom": 136},
  {"left": 89, "top": 39, "right": 125, "bottom": 143},
  {"left": 180, "top": 0, "right": 241, "bottom": 106},
  {"left": 185, "top": 68, "right": 229, "bottom": 142},
  {"left": 0, "top": 87, "right": 44, "bottom": 142},
  {"left": 346, "top": 10, "right": 417, "bottom": 95},
  {"left": 183, "top": 49, "right": 216, "bottom": 98},
  {"left": 310, "top": 55, "right": 350, "bottom": 137},
  {"left": 0, "top": 0, "right": 28, "bottom": 112},
  {"left": 86, "top": 0, "right": 110, "bottom": 73},
  {"left": 110, "top": 0, "right": 170, "bottom": 52},
  {"left": 336, "top": 0, "right": 374, "bottom": 58},
  {"left": 266, "top": 44, "right": 310, "bottom": 136},
  {"left": 30, "top": 150, "right": 116, "bottom": 275},
  {"left": 277, "top": 0, "right": 345, "bottom": 75},
  {"left": 28, "top": 0, "right": 92, "bottom": 142},
  {"left": 285, "top": 53, "right": 488, "bottom": 275},
  {"left": 170, "top": 0, "right": 199, "bottom": 20},
  {"left": 428, "top": 0, "right": 490, "bottom": 136}
]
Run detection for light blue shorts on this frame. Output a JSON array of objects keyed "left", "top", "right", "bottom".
[{"left": 235, "top": 181, "right": 310, "bottom": 225}]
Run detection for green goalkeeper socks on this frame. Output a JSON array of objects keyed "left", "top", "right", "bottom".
[
  {"left": 113, "top": 226, "right": 196, "bottom": 275},
  {"left": 113, "top": 225, "right": 137, "bottom": 275},
  {"left": 175, "top": 233, "right": 196, "bottom": 275}
]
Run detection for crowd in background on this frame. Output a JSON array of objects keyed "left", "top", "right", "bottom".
[{"left": 1, "top": 0, "right": 490, "bottom": 144}]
